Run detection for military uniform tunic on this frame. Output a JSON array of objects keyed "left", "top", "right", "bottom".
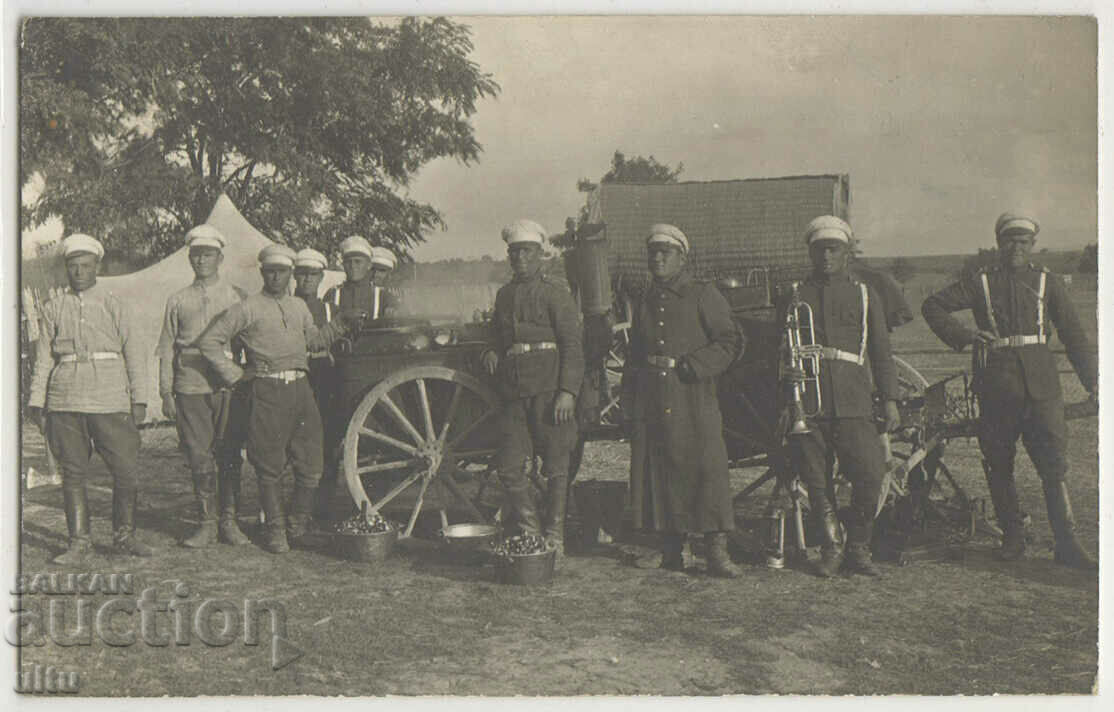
[
  {"left": 922, "top": 263, "right": 1096, "bottom": 482},
  {"left": 157, "top": 278, "right": 247, "bottom": 476},
  {"left": 779, "top": 273, "right": 898, "bottom": 533},
  {"left": 28, "top": 283, "right": 148, "bottom": 489},
  {"left": 622, "top": 273, "right": 743, "bottom": 533},
  {"left": 490, "top": 271, "right": 585, "bottom": 484},
  {"left": 199, "top": 292, "right": 345, "bottom": 487},
  {"left": 322, "top": 278, "right": 400, "bottom": 321}
]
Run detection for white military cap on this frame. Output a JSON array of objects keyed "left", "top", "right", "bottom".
[
  {"left": 258, "top": 244, "right": 296, "bottom": 267},
  {"left": 646, "top": 224, "right": 689, "bottom": 253},
  {"left": 185, "top": 224, "right": 226, "bottom": 250},
  {"left": 995, "top": 212, "right": 1039, "bottom": 238},
  {"left": 804, "top": 215, "right": 853, "bottom": 244},
  {"left": 339, "top": 235, "right": 373, "bottom": 258},
  {"left": 370, "top": 246, "right": 397, "bottom": 270},
  {"left": 294, "top": 248, "right": 328, "bottom": 271},
  {"left": 61, "top": 233, "right": 105, "bottom": 260},
  {"left": 501, "top": 219, "right": 547, "bottom": 246}
]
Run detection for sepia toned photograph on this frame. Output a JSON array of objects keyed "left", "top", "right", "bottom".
[{"left": 9, "top": 10, "right": 1102, "bottom": 699}]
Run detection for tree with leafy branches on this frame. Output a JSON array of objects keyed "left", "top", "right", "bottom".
[
  {"left": 552, "top": 151, "right": 684, "bottom": 248},
  {"left": 21, "top": 17, "right": 499, "bottom": 264}
]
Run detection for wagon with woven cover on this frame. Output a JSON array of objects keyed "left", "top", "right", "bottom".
[{"left": 334, "top": 175, "right": 1000, "bottom": 559}]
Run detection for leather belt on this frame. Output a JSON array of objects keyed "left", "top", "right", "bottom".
[
  {"left": 988, "top": 334, "right": 1046, "bottom": 349},
  {"left": 507, "top": 341, "right": 556, "bottom": 355},
  {"left": 257, "top": 370, "right": 306, "bottom": 384},
  {"left": 646, "top": 354, "right": 677, "bottom": 368},
  {"left": 56, "top": 352, "right": 119, "bottom": 363},
  {"left": 178, "top": 347, "right": 234, "bottom": 360},
  {"left": 796, "top": 345, "right": 866, "bottom": 367}
]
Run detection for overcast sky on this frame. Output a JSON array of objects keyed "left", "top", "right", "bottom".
[
  {"left": 406, "top": 15, "right": 1097, "bottom": 261},
  {"left": 21, "top": 15, "right": 1097, "bottom": 263}
]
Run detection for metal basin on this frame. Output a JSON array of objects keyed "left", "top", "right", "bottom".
[
  {"left": 334, "top": 528, "right": 398, "bottom": 563},
  {"left": 440, "top": 523, "right": 499, "bottom": 564}
]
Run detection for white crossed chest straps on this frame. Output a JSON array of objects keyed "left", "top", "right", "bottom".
[
  {"left": 979, "top": 270, "right": 1046, "bottom": 345},
  {"left": 330, "top": 285, "right": 381, "bottom": 320}
]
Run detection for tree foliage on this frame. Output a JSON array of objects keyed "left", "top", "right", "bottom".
[
  {"left": 555, "top": 151, "right": 683, "bottom": 248},
  {"left": 889, "top": 256, "right": 916, "bottom": 284},
  {"left": 1078, "top": 243, "right": 1098, "bottom": 273},
  {"left": 21, "top": 17, "right": 499, "bottom": 263}
]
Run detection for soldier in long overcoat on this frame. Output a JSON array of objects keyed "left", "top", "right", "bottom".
[
  {"left": 922, "top": 212, "right": 1097, "bottom": 569},
  {"left": 621, "top": 224, "right": 744, "bottom": 577}
]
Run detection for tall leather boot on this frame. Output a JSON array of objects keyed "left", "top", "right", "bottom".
[
  {"left": 1042, "top": 479, "right": 1097, "bottom": 570},
  {"left": 502, "top": 479, "right": 541, "bottom": 536},
  {"left": 112, "top": 488, "right": 156, "bottom": 557},
  {"left": 810, "top": 488, "right": 844, "bottom": 578},
  {"left": 842, "top": 519, "right": 881, "bottom": 577},
  {"left": 217, "top": 468, "right": 250, "bottom": 546},
  {"left": 661, "top": 532, "right": 685, "bottom": 571},
  {"left": 257, "top": 481, "right": 289, "bottom": 554},
  {"left": 705, "top": 532, "right": 742, "bottom": 579},
  {"left": 542, "top": 475, "right": 569, "bottom": 558},
  {"left": 287, "top": 485, "right": 318, "bottom": 549},
  {"left": 52, "top": 486, "right": 92, "bottom": 565},
  {"left": 983, "top": 461, "right": 1025, "bottom": 561},
  {"left": 182, "top": 471, "right": 218, "bottom": 548}
]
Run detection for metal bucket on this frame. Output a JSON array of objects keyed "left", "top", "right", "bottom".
[
  {"left": 440, "top": 523, "right": 499, "bottom": 564},
  {"left": 573, "top": 481, "right": 628, "bottom": 545},
  {"left": 495, "top": 548, "right": 556, "bottom": 585},
  {"left": 335, "top": 528, "right": 398, "bottom": 563}
]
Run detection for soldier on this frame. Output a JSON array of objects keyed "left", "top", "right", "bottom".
[
  {"left": 322, "top": 236, "right": 400, "bottom": 321},
  {"left": 781, "top": 216, "right": 901, "bottom": 578},
  {"left": 922, "top": 213, "right": 1097, "bottom": 569},
  {"left": 27, "top": 234, "right": 156, "bottom": 562},
  {"left": 198, "top": 244, "right": 357, "bottom": 553},
  {"left": 157, "top": 225, "right": 252, "bottom": 548},
  {"left": 482, "top": 220, "right": 584, "bottom": 557},
  {"left": 621, "top": 224, "right": 744, "bottom": 578},
  {"left": 293, "top": 248, "right": 340, "bottom": 520}
]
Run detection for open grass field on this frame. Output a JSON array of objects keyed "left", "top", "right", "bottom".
[{"left": 16, "top": 276, "right": 1099, "bottom": 696}]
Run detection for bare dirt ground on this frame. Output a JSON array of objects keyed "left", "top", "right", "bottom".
[{"left": 16, "top": 274, "right": 1098, "bottom": 696}]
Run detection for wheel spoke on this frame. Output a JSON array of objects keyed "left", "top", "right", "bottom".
[
  {"left": 357, "top": 459, "right": 420, "bottom": 475},
  {"left": 416, "top": 378, "right": 436, "bottom": 441},
  {"left": 437, "top": 383, "right": 464, "bottom": 444},
  {"left": 377, "top": 392, "right": 426, "bottom": 446},
  {"left": 441, "top": 469, "right": 488, "bottom": 523},
  {"left": 369, "top": 469, "right": 426, "bottom": 513},
  {"left": 404, "top": 474, "right": 432, "bottom": 538},
  {"left": 448, "top": 409, "right": 496, "bottom": 451},
  {"left": 359, "top": 427, "right": 418, "bottom": 456}
]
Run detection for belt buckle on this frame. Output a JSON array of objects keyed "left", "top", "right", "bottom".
[{"left": 74, "top": 352, "right": 90, "bottom": 363}]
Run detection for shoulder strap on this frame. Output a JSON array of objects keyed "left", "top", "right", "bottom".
[
  {"left": 324, "top": 300, "right": 333, "bottom": 322},
  {"left": 858, "top": 282, "right": 868, "bottom": 363},
  {"left": 1036, "top": 270, "right": 1047, "bottom": 341},
  {"left": 979, "top": 272, "right": 1000, "bottom": 336},
  {"left": 371, "top": 286, "right": 381, "bottom": 320}
]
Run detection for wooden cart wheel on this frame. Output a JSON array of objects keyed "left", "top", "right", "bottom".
[
  {"left": 342, "top": 366, "right": 500, "bottom": 538},
  {"left": 894, "top": 355, "right": 929, "bottom": 396},
  {"left": 599, "top": 301, "right": 632, "bottom": 427}
]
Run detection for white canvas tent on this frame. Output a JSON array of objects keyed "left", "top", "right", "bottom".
[{"left": 99, "top": 194, "right": 344, "bottom": 422}]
